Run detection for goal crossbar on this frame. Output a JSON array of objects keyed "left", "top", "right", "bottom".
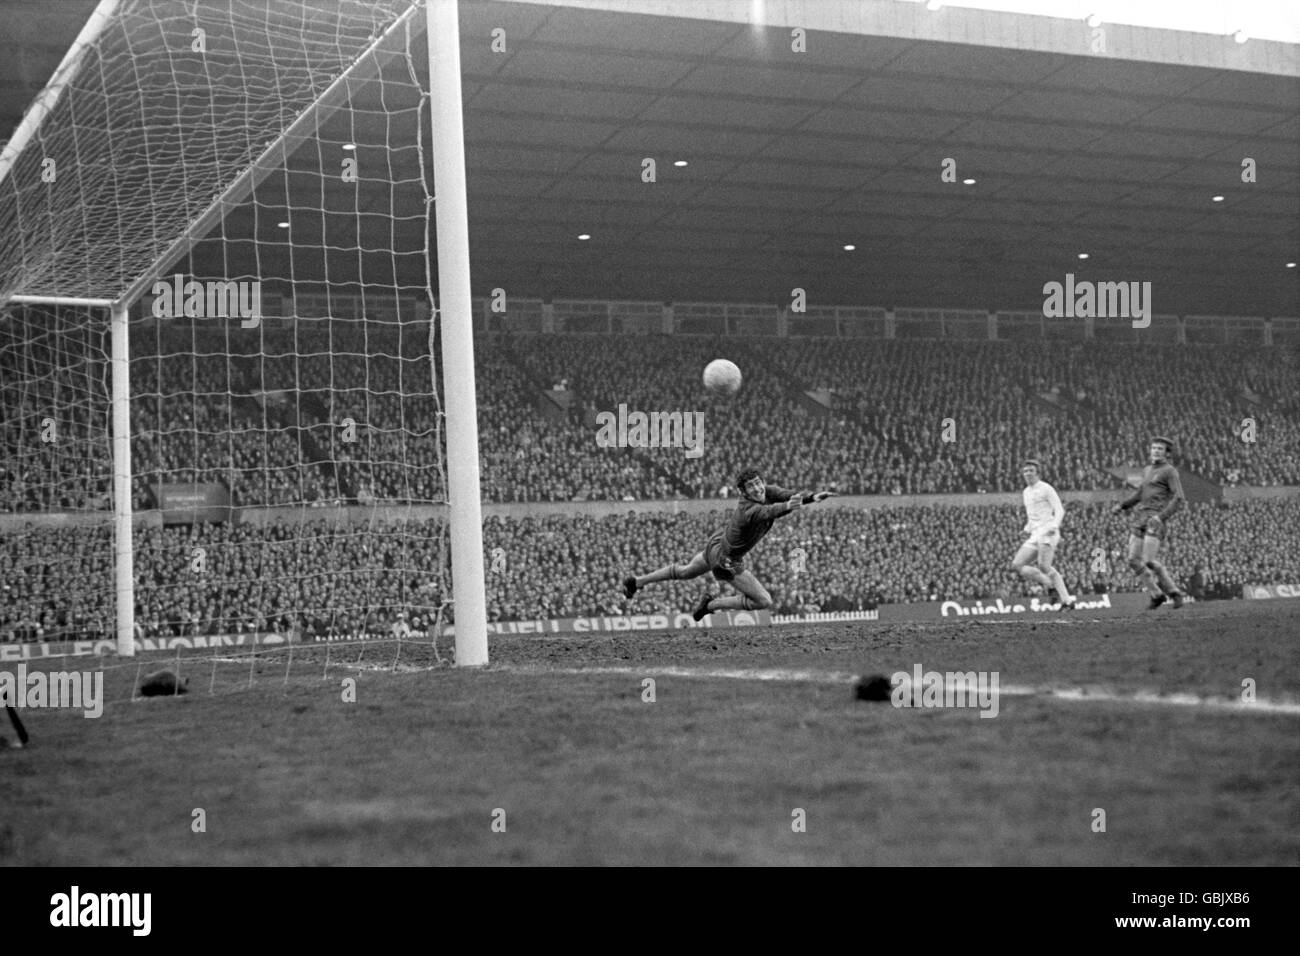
[
  {"left": 0, "top": 0, "right": 122, "bottom": 194},
  {"left": 7, "top": 295, "right": 114, "bottom": 308}
]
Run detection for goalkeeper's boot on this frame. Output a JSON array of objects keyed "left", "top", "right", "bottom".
[
  {"left": 1169, "top": 591, "right": 1185, "bottom": 609},
  {"left": 623, "top": 576, "right": 638, "bottom": 599},
  {"left": 1146, "top": 592, "right": 1167, "bottom": 610},
  {"left": 692, "top": 591, "right": 713, "bottom": 622}
]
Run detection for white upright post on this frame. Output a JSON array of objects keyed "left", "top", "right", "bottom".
[
  {"left": 109, "top": 302, "right": 136, "bottom": 656},
  {"left": 427, "top": 0, "right": 488, "bottom": 666}
]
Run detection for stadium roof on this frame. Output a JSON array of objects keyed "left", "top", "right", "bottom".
[{"left": 0, "top": 0, "right": 1296, "bottom": 317}]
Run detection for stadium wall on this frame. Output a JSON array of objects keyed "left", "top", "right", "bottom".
[
  {"left": 135, "top": 296, "right": 1297, "bottom": 347},
  {"left": 8, "top": 590, "right": 1254, "bottom": 661},
  {"left": 480, "top": 300, "right": 1291, "bottom": 345}
]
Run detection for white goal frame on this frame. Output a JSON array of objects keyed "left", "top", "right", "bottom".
[{"left": 0, "top": 0, "right": 489, "bottom": 665}]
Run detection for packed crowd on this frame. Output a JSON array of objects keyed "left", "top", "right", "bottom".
[
  {"left": 2, "top": 326, "right": 1297, "bottom": 514},
  {"left": 0, "top": 517, "right": 447, "bottom": 643},
  {"left": 796, "top": 339, "right": 1300, "bottom": 492},
  {"left": 476, "top": 347, "right": 680, "bottom": 502},
  {"left": 509, "top": 334, "right": 887, "bottom": 500},
  {"left": 3, "top": 496, "right": 1295, "bottom": 641},
  {"left": 482, "top": 497, "right": 1297, "bottom": 618}
]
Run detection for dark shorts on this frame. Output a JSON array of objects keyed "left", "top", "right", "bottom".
[
  {"left": 1131, "top": 512, "right": 1164, "bottom": 539},
  {"left": 704, "top": 531, "right": 744, "bottom": 581}
]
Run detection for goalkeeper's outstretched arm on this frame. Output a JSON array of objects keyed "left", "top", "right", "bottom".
[
  {"left": 765, "top": 485, "right": 835, "bottom": 510},
  {"left": 791, "top": 490, "right": 837, "bottom": 504}
]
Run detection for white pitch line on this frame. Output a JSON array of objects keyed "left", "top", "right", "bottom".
[{"left": 498, "top": 664, "right": 1300, "bottom": 715}]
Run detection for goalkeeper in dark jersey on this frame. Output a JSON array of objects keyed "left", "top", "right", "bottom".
[
  {"left": 1112, "top": 436, "right": 1186, "bottom": 609},
  {"left": 623, "top": 468, "right": 835, "bottom": 621}
]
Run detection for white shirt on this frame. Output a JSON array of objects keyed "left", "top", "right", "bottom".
[{"left": 1023, "top": 480, "right": 1064, "bottom": 539}]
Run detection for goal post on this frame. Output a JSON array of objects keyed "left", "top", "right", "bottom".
[
  {"left": 5, "top": 295, "right": 133, "bottom": 656},
  {"left": 428, "top": 0, "right": 487, "bottom": 666},
  {"left": 0, "top": 0, "right": 488, "bottom": 666},
  {"left": 110, "top": 303, "right": 135, "bottom": 658}
]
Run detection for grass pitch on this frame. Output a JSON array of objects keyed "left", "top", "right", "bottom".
[{"left": 2, "top": 600, "right": 1298, "bottom": 866}]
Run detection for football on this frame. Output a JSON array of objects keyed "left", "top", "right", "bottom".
[{"left": 703, "top": 358, "right": 742, "bottom": 396}]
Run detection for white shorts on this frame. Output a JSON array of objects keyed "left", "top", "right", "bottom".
[
  {"left": 1030, "top": 528, "right": 1061, "bottom": 548},
  {"left": 1016, "top": 529, "right": 1060, "bottom": 560}
]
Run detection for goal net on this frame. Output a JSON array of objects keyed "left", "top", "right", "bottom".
[{"left": 0, "top": 0, "right": 484, "bottom": 675}]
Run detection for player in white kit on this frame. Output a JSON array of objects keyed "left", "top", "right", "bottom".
[{"left": 1011, "top": 460, "right": 1076, "bottom": 609}]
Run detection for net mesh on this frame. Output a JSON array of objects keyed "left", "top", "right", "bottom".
[{"left": 0, "top": 0, "right": 454, "bottom": 664}]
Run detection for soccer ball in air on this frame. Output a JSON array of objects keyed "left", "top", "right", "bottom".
[{"left": 703, "top": 359, "right": 742, "bottom": 396}]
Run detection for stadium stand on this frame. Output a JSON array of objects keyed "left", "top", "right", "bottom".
[
  {"left": 4, "top": 326, "right": 1298, "bottom": 512},
  {"left": 4, "top": 317, "right": 1298, "bottom": 637},
  {"left": 3, "top": 497, "right": 1297, "bottom": 639}
]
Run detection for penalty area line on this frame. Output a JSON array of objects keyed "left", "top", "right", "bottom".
[{"left": 495, "top": 665, "right": 1300, "bottom": 715}]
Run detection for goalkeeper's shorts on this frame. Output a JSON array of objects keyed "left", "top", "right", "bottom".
[{"left": 703, "top": 531, "right": 743, "bottom": 581}]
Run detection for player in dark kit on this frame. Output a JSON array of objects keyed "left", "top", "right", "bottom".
[
  {"left": 623, "top": 468, "right": 835, "bottom": 621},
  {"left": 1112, "top": 436, "right": 1186, "bottom": 609}
]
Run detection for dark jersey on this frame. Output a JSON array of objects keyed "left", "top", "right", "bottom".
[
  {"left": 717, "top": 484, "right": 802, "bottom": 560},
  {"left": 1120, "top": 463, "right": 1185, "bottom": 521}
]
